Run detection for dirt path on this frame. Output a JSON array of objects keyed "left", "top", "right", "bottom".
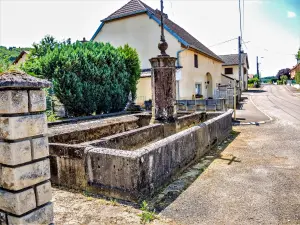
[{"left": 53, "top": 187, "right": 176, "bottom": 225}]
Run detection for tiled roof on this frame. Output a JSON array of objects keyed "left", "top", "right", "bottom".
[
  {"left": 13, "top": 50, "right": 30, "bottom": 65},
  {"left": 291, "top": 63, "right": 300, "bottom": 72},
  {"left": 99, "top": 0, "right": 223, "bottom": 62},
  {"left": 103, "top": 0, "right": 147, "bottom": 21},
  {"left": 219, "top": 53, "right": 249, "bottom": 68}
]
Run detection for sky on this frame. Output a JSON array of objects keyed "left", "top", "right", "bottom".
[{"left": 0, "top": 0, "right": 299, "bottom": 77}]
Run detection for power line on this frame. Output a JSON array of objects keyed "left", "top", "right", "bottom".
[
  {"left": 247, "top": 43, "right": 295, "bottom": 56},
  {"left": 209, "top": 37, "right": 238, "bottom": 48},
  {"left": 167, "top": 0, "right": 175, "bottom": 18},
  {"left": 242, "top": 39, "right": 250, "bottom": 50}
]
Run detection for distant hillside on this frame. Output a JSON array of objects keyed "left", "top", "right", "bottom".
[
  {"left": 261, "top": 76, "right": 277, "bottom": 83},
  {"left": 0, "top": 46, "right": 31, "bottom": 72},
  {"left": 0, "top": 46, "right": 31, "bottom": 63}
]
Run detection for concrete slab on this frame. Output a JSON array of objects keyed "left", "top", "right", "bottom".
[{"left": 233, "top": 89, "right": 270, "bottom": 124}]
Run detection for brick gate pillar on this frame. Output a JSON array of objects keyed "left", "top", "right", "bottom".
[{"left": 0, "top": 71, "right": 53, "bottom": 224}]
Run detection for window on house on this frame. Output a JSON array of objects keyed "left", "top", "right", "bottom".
[
  {"left": 194, "top": 54, "right": 198, "bottom": 68},
  {"left": 195, "top": 83, "right": 202, "bottom": 96},
  {"left": 225, "top": 68, "right": 233, "bottom": 74}
]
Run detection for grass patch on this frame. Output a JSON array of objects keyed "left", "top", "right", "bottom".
[
  {"left": 138, "top": 201, "right": 157, "bottom": 224},
  {"left": 110, "top": 198, "right": 119, "bottom": 206}
]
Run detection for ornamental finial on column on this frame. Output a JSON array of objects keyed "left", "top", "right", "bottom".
[{"left": 158, "top": 0, "right": 169, "bottom": 56}]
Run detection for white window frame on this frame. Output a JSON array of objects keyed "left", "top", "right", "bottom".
[{"left": 195, "top": 83, "right": 202, "bottom": 95}]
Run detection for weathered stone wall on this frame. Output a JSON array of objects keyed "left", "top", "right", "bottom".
[
  {"left": 85, "top": 124, "right": 164, "bottom": 150},
  {"left": 86, "top": 110, "right": 233, "bottom": 201},
  {"left": 50, "top": 109, "right": 233, "bottom": 202},
  {"left": 0, "top": 72, "right": 53, "bottom": 225},
  {"left": 48, "top": 111, "right": 133, "bottom": 128},
  {"left": 49, "top": 144, "right": 87, "bottom": 189},
  {"left": 49, "top": 115, "right": 141, "bottom": 144},
  {"left": 176, "top": 112, "right": 206, "bottom": 131}
]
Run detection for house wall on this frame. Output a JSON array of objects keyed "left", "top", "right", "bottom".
[
  {"left": 291, "top": 64, "right": 300, "bottom": 79},
  {"left": 136, "top": 77, "right": 151, "bottom": 105},
  {"left": 93, "top": 13, "right": 223, "bottom": 102},
  {"left": 223, "top": 65, "right": 239, "bottom": 80},
  {"left": 93, "top": 13, "right": 181, "bottom": 69},
  {"left": 179, "top": 49, "right": 223, "bottom": 99},
  {"left": 15, "top": 53, "right": 28, "bottom": 66},
  {"left": 221, "top": 75, "right": 234, "bottom": 86},
  {"left": 222, "top": 65, "right": 248, "bottom": 90}
]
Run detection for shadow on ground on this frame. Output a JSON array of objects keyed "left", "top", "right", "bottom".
[
  {"left": 237, "top": 96, "right": 248, "bottom": 110},
  {"left": 146, "top": 130, "right": 241, "bottom": 213},
  {"left": 245, "top": 89, "right": 266, "bottom": 93}
]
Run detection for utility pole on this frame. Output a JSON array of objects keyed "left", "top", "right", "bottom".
[
  {"left": 256, "top": 56, "right": 259, "bottom": 79},
  {"left": 234, "top": 78, "right": 236, "bottom": 120},
  {"left": 238, "top": 36, "right": 242, "bottom": 92}
]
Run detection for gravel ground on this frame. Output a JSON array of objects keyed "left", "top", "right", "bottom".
[
  {"left": 53, "top": 187, "right": 177, "bottom": 225},
  {"left": 161, "top": 85, "right": 300, "bottom": 225}
]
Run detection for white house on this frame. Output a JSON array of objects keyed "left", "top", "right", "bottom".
[
  {"left": 91, "top": 0, "right": 225, "bottom": 105},
  {"left": 219, "top": 53, "right": 249, "bottom": 91}
]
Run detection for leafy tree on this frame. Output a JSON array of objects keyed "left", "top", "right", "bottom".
[
  {"left": 296, "top": 48, "right": 300, "bottom": 61},
  {"left": 248, "top": 77, "right": 260, "bottom": 84},
  {"left": 30, "top": 35, "right": 58, "bottom": 58},
  {"left": 248, "top": 77, "right": 261, "bottom": 88},
  {"left": 0, "top": 58, "right": 9, "bottom": 73},
  {"left": 276, "top": 68, "right": 291, "bottom": 79},
  {"left": 118, "top": 44, "right": 141, "bottom": 100},
  {"left": 280, "top": 75, "right": 288, "bottom": 85},
  {"left": 23, "top": 38, "right": 140, "bottom": 116}
]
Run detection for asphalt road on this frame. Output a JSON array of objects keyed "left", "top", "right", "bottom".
[
  {"left": 161, "top": 85, "right": 300, "bottom": 225},
  {"left": 252, "top": 85, "right": 300, "bottom": 125}
]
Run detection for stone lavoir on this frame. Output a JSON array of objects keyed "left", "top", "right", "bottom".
[{"left": 0, "top": 71, "right": 53, "bottom": 225}]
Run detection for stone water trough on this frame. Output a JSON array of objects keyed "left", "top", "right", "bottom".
[{"left": 49, "top": 110, "right": 233, "bottom": 202}]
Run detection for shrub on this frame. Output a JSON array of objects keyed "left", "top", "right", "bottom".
[
  {"left": 248, "top": 77, "right": 260, "bottom": 88},
  {"left": 118, "top": 44, "right": 141, "bottom": 100},
  {"left": 296, "top": 72, "right": 300, "bottom": 84},
  {"left": 23, "top": 36, "right": 141, "bottom": 116}
]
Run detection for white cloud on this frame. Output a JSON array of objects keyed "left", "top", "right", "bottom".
[{"left": 287, "top": 11, "right": 296, "bottom": 18}]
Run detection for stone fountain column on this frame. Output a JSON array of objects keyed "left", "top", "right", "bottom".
[
  {"left": 150, "top": 56, "right": 177, "bottom": 124},
  {"left": 0, "top": 71, "right": 53, "bottom": 225},
  {"left": 149, "top": 0, "right": 178, "bottom": 136}
]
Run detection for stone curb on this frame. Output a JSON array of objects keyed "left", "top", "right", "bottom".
[{"left": 232, "top": 119, "right": 273, "bottom": 126}]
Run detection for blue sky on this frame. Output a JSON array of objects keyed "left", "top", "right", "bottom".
[{"left": 0, "top": 0, "right": 299, "bottom": 77}]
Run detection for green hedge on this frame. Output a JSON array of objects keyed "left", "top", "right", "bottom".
[{"left": 23, "top": 37, "right": 140, "bottom": 116}]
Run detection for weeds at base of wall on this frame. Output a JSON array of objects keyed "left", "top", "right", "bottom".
[{"left": 138, "top": 201, "right": 157, "bottom": 224}]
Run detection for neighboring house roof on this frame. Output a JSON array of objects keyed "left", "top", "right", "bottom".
[
  {"left": 219, "top": 53, "right": 249, "bottom": 69},
  {"left": 91, "top": 0, "right": 223, "bottom": 62},
  {"left": 221, "top": 73, "right": 235, "bottom": 81},
  {"left": 13, "top": 51, "right": 29, "bottom": 65},
  {"left": 291, "top": 63, "right": 300, "bottom": 72}
]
